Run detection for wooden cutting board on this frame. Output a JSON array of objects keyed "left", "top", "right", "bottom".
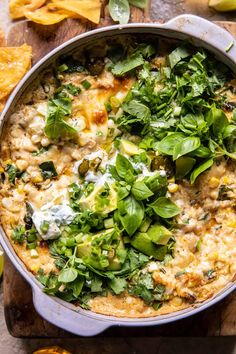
[{"left": 3, "top": 1, "right": 236, "bottom": 337}]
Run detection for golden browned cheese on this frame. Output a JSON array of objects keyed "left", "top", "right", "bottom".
[{"left": 0, "top": 64, "right": 236, "bottom": 318}]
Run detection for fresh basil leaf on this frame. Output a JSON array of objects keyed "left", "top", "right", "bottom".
[
  {"left": 144, "top": 172, "right": 168, "bottom": 194},
  {"left": 112, "top": 53, "right": 144, "bottom": 76},
  {"left": 212, "top": 107, "right": 229, "bottom": 139},
  {"left": 223, "top": 124, "right": 236, "bottom": 139},
  {"left": 118, "top": 195, "right": 144, "bottom": 235},
  {"left": 175, "top": 156, "right": 196, "bottom": 179},
  {"left": 108, "top": 277, "right": 127, "bottom": 294},
  {"left": 36, "top": 268, "right": 49, "bottom": 286},
  {"left": 117, "top": 182, "right": 131, "bottom": 200},
  {"left": 123, "top": 100, "right": 151, "bottom": 122},
  {"left": 116, "top": 154, "right": 134, "bottom": 183},
  {"left": 157, "top": 133, "right": 185, "bottom": 156},
  {"left": 190, "top": 158, "right": 214, "bottom": 184},
  {"left": 91, "top": 276, "right": 103, "bottom": 292},
  {"left": 129, "top": 0, "right": 147, "bottom": 8},
  {"left": 168, "top": 46, "right": 191, "bottom": 68},
  {"left": 149, "top": 197, "right": 181, "bottom": 218},
  {"left": 131, "top": 179, "right": 154, "bottom": 200},
  {"left": 108, "top": 0, "right": 130, "bottom": 24},
  {"left": 45, "top": 97, "right": 76, "bottom": 139},
  {"left": 71, "top": 276, "right": 84, "bottom": 297},
  {"left": 190, "top": 146, "right": 212, "bottom": 158},
  {"left": 173, "top": 137, "right": 201, "bottom": 160},
  {"left": 58, "top": 268, "right": 78, "bottom": 283},
  {"left": 39, "top": 161, "right": 58, "bottom": 180}
]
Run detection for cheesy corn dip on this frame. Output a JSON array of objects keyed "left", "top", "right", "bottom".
[{"left": 1, "top": 40, "right": 236, "bottom": 317}]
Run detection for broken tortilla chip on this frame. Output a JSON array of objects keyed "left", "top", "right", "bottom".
[
  {"left": 24, "top": 6, "right": 72, "bottom": 25},
  {"left": 49, "top": 0, "right": 101, "bottom": 24},
  {"left": 9, "top": 0, "right": 47, "bottom": 19},
  {"left": 0, "top": 44, "right": 32, "bottom": 101},
  {"left": 0, "top": 98, "right": 6, "bottom": 112}
]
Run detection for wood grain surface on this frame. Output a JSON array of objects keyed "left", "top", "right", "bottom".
[{"left": 3, "top": 0, "right": 236, "bottom": 338}]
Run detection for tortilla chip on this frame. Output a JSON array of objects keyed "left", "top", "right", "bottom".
[
  {"left": 0, "top": 29, "right": 6, "bottom": 47},
  {"left": 0, "top": 98, "right": 6, "bottom": 112},
  {"left": 9, "top": 0, "right": 47, "bottom": 19},
  {"left": 0, "top": 44, "right": 32, "bottom": 101},
  {"left": 49, "top": 0, "right": 101, "bottom": 24},
  {"left": 24, "top": 6, "right": 72, "bottom": 25}
]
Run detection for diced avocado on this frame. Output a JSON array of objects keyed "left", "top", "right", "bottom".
[
  {"left": 76, "top": 228, "right": 125, "bottom": 270},
  {"left": 139, "top": 218, "right": 152, "bottom": 233},
  {"left": 104, "top": 217, "right": 114, "bottom": 229},
  {"left": 130, "top": 232, "right": 167, "bottom": 261},
  {"left": 120, "top": 139, "right": 140, "bottom": 156},
  {"left": 147, "top": 224, "right": 172, "bottom": 245},
  {"left": 79, "top": 183, "right": 117, "bottom": 215}
]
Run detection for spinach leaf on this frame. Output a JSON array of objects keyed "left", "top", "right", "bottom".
[
  {"left": 118, "top": 195, "right": 144, "bottom": 235},
  {"left": 109, "top": 0, "right": 130, "bottom": 24},
  {"left": 112, "top": 53, "right": 144, "bottom": 76},
  {"left": 157, "top": 133, "right": 185, "bottom": 155},
  {"left": 173, "top": 137, "right": 201, "bottom": 160},
  {"left": 175, "top": 156, "right": 196, "bottom": 179},
  {"left": 44, "top": 96, "right": 76, "bottom": 139},
  {"left": 108, "top": 277, "right": 127, "bottom": 294},
  {"left": 190, "top": 158, "right": 214, "bottom": 184},
  {"left": 168, "top": 46, "right": 191, "bottom": 68},
  {"left": 116, "top": 154, "right": 134, "bottom": 183},
  {"left": 58, "top": 268, "right": 78, "bottom": 283},
  {"left": 39, "top": 161, "right": 58, "bottom": 180},
  {"left": 149, "top": 197, "right": 181, "bottom": 218},
  {"left": 131, "top": 179, "right": 154, "bottom": 200}
]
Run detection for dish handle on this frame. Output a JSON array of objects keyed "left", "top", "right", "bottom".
[
  {"left": 162, "top": 14, "right": 236, "bottom": 64},
  {"left": 32, "top": 285, "right": 112, "bottom": 336}
]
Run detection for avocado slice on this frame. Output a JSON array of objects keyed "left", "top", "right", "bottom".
[
  {"left": 147, "top": 224, "right": 172, "bottom": 245},
  {"left": 130, "top": 232, "right": 167, "bottom": 261},
  {"left": 120, "top": 139, "right": 140, "bottom": 156},
  {"left": 79, "top": 183, "right": 117, "bottom": 215},
  {"left": 76, "top": 228, "right": 125, "bottom": 270}
]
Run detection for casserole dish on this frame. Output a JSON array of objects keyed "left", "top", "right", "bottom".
[{"left": 0, "top": 14, "right": 236, "bottom": 336}]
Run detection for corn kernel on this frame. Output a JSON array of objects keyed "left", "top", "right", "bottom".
[
  {"left": 226, "top": 220, "right": 236, "bottom": 228},
  {"left": 168, "top": 183, "right": 179, "bottom": 193},
  {"left": 222, "top": 176, "right": 230, "bottom": 184},
  {"left": 31, "top": 175, "right": 43, "bottom": 183},
  {"left": 30, "top": 264, "right": 39, "bottom": 272},
  {"left": 209, "top": 177, "right": 219, "bottom": 188},
  {"left": 208, "top": 251, "right": 218, "bottom": 261},
  {"left": 171, "top": 296, "right": 183, "bottom": 307}
]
